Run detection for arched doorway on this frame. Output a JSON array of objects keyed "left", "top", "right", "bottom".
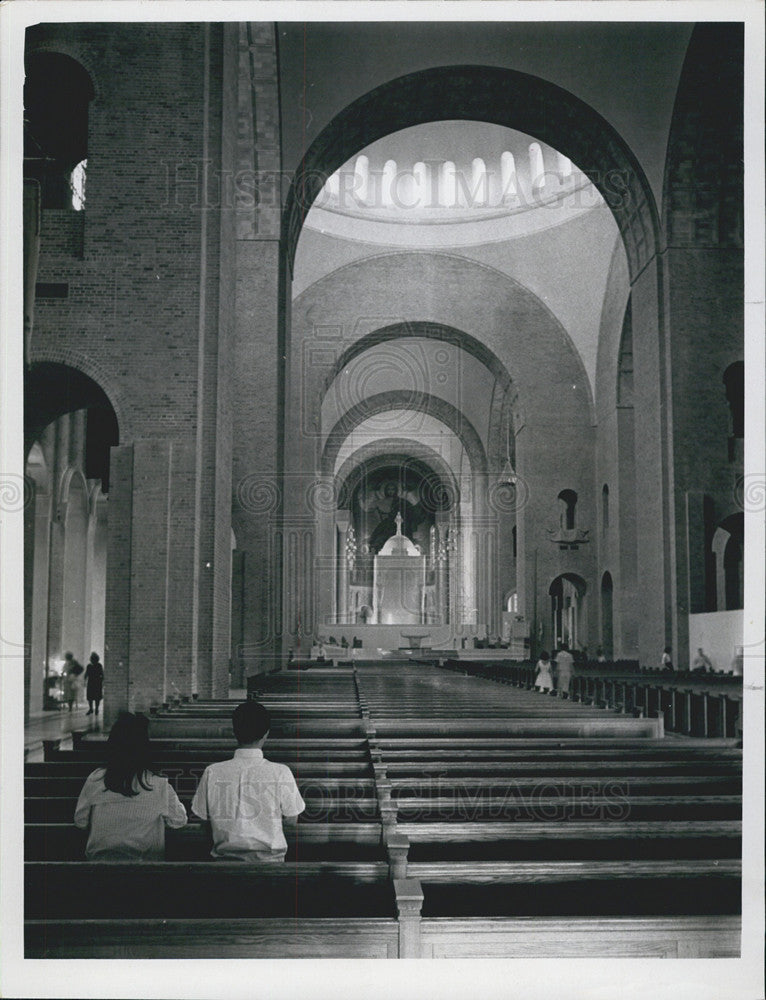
[
  {"left": 24, "top": 363, "right": 119, "bottom": 714},
  {"left": 712, "top": 513, "right": 744, "bottom": 611},
  {"left": 549, "top": 573, "right": 587, "bottom": 651}
]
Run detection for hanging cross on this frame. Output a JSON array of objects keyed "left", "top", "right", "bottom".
[{"left": 394, "top": 510, "right": 403, "bottom": 535}]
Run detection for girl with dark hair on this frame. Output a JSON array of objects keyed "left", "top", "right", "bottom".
[
  {"left": 534, "top": 651, "right": 554, "bottom": 691},
  {"left": 74, "top": 712, "right": 187, "bottom": 860}
]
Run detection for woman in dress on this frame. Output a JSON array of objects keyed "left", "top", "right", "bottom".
[
  {"left": 84, "top": 651, "right": 104, "bottom": 715},
  {"left": 534, "top": 650, "right": 554, "bottom": 691},
  {"left": 74, "top": 712, "right": 187, "bottom": 860},
  {"left": 62, "top": 652, "right": 84, "bottom": 711}
]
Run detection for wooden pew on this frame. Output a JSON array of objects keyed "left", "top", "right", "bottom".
[
  {"left": 26, "top": 662, "right": 742, "bottom": 959},
  {"left": 25, "top": 820, "right": 386, "bottom": 862},
  {"left": 147, "top": 717, "right": 368, "bottom": 738},
  {"left": 368, "top": 718, "right": 663, "bottom": 738},
  {"left": 25, "top": 860, "right": 393, "bottom": 918},
  {"left": 26, "top": 917, "right": 401, "bottom": 959},
  {"left": 416, "top": 913, "right": 741, "bottom": 958},
  {"left": 25, "top": 862, "right": 420, "bottom": 958}
]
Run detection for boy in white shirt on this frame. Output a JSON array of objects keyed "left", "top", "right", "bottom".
[{"left": 191, "top": 702, "right": 305, "bottom": 862}]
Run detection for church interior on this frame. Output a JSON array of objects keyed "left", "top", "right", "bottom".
[{"left": 13, "top": 14, "right": 759, "bottom": 975}]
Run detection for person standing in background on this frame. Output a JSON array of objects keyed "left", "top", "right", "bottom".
[
  {"left": 85, "top": 652, "right": 105, "bottom": 715},
  {"left": 534, "top": 651, "right": 554, "bottom": 692},
  {"left": 62, "top": 652, "right": 84, "bottom": 711},
  {"left": 555, "top": 643, "right": 575, "bottom": 698},
  {"left": 691, "top": 648, "right": 713, "bottom": 673}
]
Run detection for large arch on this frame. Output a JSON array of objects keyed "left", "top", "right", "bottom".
[
  {"left": 321, "top": 320, "right": 517, "bottom": 480},
  {"left": 26, "top": 353, "right": 128, "bottom": 449},
  {"left": 284, "top": 65, "right": 659, "bottom": 280},
  {"left": 292, "top": 251, "right": 595, "bottom": 430},
  {"left": 321, "top": 391, "right": 488, "bottom": 479},
  {"left": 334, "top": 439, "right": 460, "bottom": 513},
  {"left": 322, "top": 321, "right": 513, "bottom": 397},
  {"left": 279, "top": 61, "right": 667, "bottom": 666}
]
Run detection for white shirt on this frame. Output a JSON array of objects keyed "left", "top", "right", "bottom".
[
  {"left": 191, "top": 748, "right": 305, "bottom": 862},
  {"left": 74, "top": 768, "right": 188, "bottom": 861},
  {"left": 556, "top": 650, "right": 574, "bottom": 673}
]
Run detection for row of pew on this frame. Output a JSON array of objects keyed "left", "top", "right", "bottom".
[
  {"left": 438, "top": 659, "right": 743, "bottom": 739},
  {"left": 25, "top": 661, "right": 741, "bottom": 958}
]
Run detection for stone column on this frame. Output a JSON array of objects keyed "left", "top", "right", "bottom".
[
  {"left": 230, "top": 22, "right": 283, "bottom": 677},
  {"left": 336, "top": 515, "right": 350, "bottom": 625},
  {"left": 631, "top": 259, "right": 674, "bottom": 665},
  {"left": 103, "top": 440, "right": 198, "bottom": 723},
  {"left": 25, "top": 481, "right": 51, "bottom": 718}
]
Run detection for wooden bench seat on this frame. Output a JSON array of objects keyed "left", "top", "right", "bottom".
[
  {"left": 154, "top": 706, "right": 363, "bottom": 718},
  {"left": 416, "top": 873, "right": 740, "bottom": 918},
  {"left": 25, "top": 860, "right": 394, "bottom": 919},
  {"left": 60, "top": 735, "right": 371, "bottom": 757},
  {"left": 34, "top": 746, "right": 373, "bottom": 770},
  {"left": 147, "top": 718, "right": 368, "bottom": 738},
  {"left": 24, "top": 767, "right": 371, "bottom": 799},
  {"left": 25, "top": 916, "right": 401, "bottom": 959},
  {"left": 389, "top": 775, "right": 741, "bottom": 795},
  {"left": 381, "top": 759, "right": 740, "bottom": 777},
  {"left": 369, "top": 718, "right": 662, "bottom": 737},
  {"left": 24, "top": 792, "right": 381, "bottom": 823},
  {"left": 373, "top": 739, "right": 741, "bottom": 758},
  {"left": 391, "top": 793, "right": 741, "bottom": 821},
  {"left": 395, "top": 820, "right": 741, "bottom": 862},
  {"left": 406, "top": 858, "right": 741, "bottom": 882},
  {"left": 25, "top": 821, "right": 386, "bottom": 862},
  {"left": 416, "top": 914, "right": 741, "bottom": 958}
]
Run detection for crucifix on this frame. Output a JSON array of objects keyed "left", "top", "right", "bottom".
[{"left": 394, "top": 510, "right": 403, "bottom": 535}]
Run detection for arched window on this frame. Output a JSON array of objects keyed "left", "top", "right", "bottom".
[
  {"left": 558, "top": 490, "right": 577, "bottom": 531},
  {"left": 617, "top": 299, "right": 633, "bottom": 407},
  {"left": 24, "top": 52, "right": 94, "bottom": 209},
  {"left": 601, "top": 485, "right": 609, "bottom": 532},
  {"left": 506, "top": 592, "right": 518, "bottom": 613},
  {"left": 711, "top": 513, "right": 744, "bottom": 611},
  {"left": 549, "top": 573, "right": 587, "bottom": 650}
]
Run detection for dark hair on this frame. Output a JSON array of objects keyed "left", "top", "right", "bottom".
[
  {"left": 232, "top": 701, "right": 270, "bottom": 744},
  {"left": 539, "top": 650, "right": 550, "bottom": 662},
  {"left": 89, "top": 652, "right": 100, "bottom": 664},
  {"left": 103, "top": 712, "right": 153, "bottom": 797}
]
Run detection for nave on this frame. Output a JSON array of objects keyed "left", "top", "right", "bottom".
[{"left": 24, "top": 660, "right": 741, "bottom": 959}]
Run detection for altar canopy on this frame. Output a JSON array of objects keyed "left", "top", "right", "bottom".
[{"left": 373, "top": 513, "right": 426, "bottom": 625}]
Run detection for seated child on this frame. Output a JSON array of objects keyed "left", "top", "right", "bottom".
[{"left": 191, "top": 702, "right": 305, "bottom": 862}]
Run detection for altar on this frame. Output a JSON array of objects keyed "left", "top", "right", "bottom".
[{"left": 372, "top": 512, "right": 427, "bottom": 625}]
